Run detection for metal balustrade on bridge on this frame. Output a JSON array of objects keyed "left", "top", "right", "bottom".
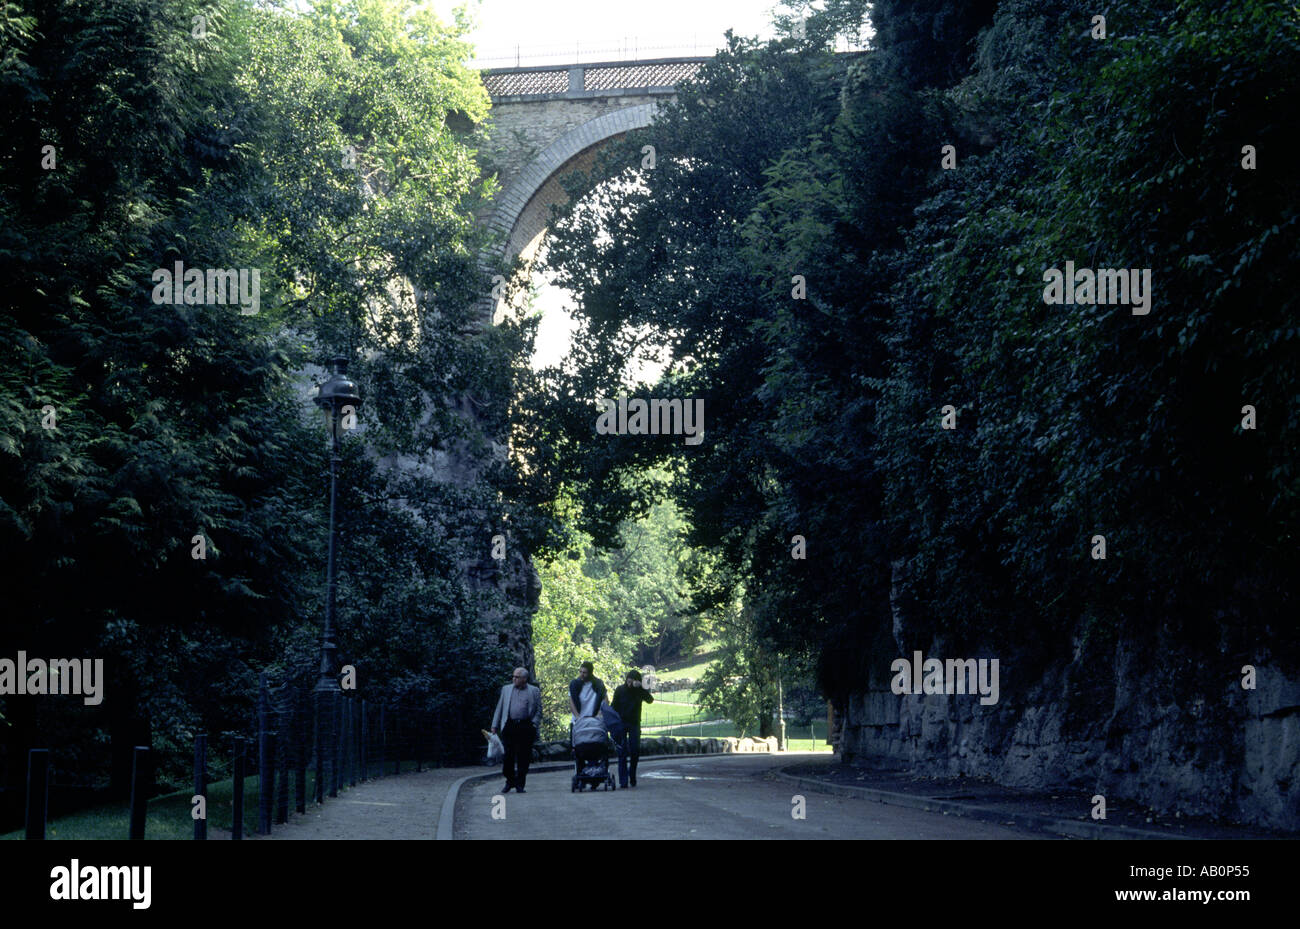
[{"left": 480, "top": 57, "right": 709, "bottom": 101}]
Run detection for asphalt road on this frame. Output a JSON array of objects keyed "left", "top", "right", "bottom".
[{"left": 455, "top": 753, "right": 1041, "bottom": 839}]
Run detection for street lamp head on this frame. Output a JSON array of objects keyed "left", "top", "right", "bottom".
[{"left": 313, "top": 356, "right": 362, "bottom": 436}]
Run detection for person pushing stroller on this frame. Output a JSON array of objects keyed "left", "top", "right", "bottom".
[
  {"left": 568, "top": 660, "right": 606, "bottom": 721},
  {"left": 568, "top": 661, "right": 624, "bottom": 791},
  {"left": 571, "top": 711, "right": 618, "bottom": 791}
]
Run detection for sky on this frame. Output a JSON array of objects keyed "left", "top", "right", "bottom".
[{"left": 435, "top": 0, "right": 785, "bottom": 67}]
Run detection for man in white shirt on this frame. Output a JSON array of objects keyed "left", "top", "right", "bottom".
[{"left": 568, "top": 661, "right": 607, "bottom": 722}]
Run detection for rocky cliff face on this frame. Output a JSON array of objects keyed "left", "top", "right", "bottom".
[
  {"left": 837, "top": 564, "right": 1300, "bottom": 831},
  {"left": 374, "top": 389, "right": 539, "bottom": 673},
  {"left": 298, "top": 338, "right": 538, "bottom": 677}
]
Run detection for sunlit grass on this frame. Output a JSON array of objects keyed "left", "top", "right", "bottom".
[
  {"left": 653, "top": 687, "right": 700, "bottom": 705},
  {"left": 645, "top": 719, "right": 735, "bottom": 737},
  {"left": 654, "top": 655, "right": 717, "bottom": 682},
  {"left": 643, "top": 718, "right": 833, "bottom": 752},
  {"left": 641, "top": 699, "right": 713, "bottom": 727}
]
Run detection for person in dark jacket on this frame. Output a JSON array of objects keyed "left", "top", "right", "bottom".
[
  {"left": 568, "top": 661, "right": 607, "bottom": 721},
  {"left": 611, "top": 670, "right": 654, "bottom": 787}
]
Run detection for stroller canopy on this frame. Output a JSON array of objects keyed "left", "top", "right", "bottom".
[{"left": 572, "top": 714, "right": 608, "bottom": 746}]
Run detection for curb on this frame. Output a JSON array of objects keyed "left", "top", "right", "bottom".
[
  {"left": 774, "top": 770, "right": 1188, "bottom": 840},
  {"left": 436, "top": 763, "right": 571, "bottom": 840},
  {"left": 436, "top": 751, "right": 737, "bottom": 840}
]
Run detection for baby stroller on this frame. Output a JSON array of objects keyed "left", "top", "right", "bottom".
[{"left": 571, "top": 713, "right": 617, "bottom": 792}]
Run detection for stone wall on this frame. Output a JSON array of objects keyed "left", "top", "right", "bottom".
[
  {"left": 301, "top": 343, "right": 537, "bottom": 675},
  {"left": 370, "top": 401, "right": 538, "bottom": 672},
  {"left": 837, "top": 640, "right": 1300, "bottom": 831}
]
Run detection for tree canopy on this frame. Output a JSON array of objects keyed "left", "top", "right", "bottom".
[
  {"left": 0, "top": 0, "right": 527, "bottom": 797},
  {"left": 521, "top": 0, "right": 1299, "bottom": 714}
]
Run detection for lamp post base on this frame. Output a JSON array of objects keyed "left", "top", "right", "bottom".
[{"left": 312, "top": 686, "right": 340, "bottom": 803}]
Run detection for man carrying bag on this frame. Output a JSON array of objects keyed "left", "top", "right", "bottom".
[{"left": 491, "top": 667, "right": 542, "bottom": 793}]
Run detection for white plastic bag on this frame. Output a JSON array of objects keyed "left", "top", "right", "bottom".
[{"left": 485, "top": 731, "right": 504, "bottom": 763}]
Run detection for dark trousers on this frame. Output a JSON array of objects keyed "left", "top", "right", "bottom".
[
  {"left": 616, "top": 725, "right": 641, "bottom": 787},
  {"left": 502, "top": 719, "right": 535, "bottom": 789}
]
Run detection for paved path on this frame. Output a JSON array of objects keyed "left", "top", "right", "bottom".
[
  {"left": 455, "top": 753, "right": 1041, "bottom": 839},
  {"left": 257, "top": 766, "right": 483, "bottom": 840}
]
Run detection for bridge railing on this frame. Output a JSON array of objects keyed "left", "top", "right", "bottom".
[{"left": 481, "top": 57, "right": 709, "bottom": 100}]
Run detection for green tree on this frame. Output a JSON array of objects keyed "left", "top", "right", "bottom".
[
  {"left": 0, "top": 0, "right": 532, "bottom": 799},
  {"left": 0, "top": 0, "right": 322, "bottom": 794},
  {"left": 524, "top": 0, "right": 1300, "bottom": 744},
  {"left": 531, "top": 531, "right": 625, "bottom": 739},
  {"left": 530, "top": 489, "right": 699, "bottom": 738}
]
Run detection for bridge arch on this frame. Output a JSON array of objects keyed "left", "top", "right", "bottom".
[
  {"left": 476, "top": 58, "right": 707, "bottom": 321},
  {"left": 486, "top": 103, "right": 657, "bottom": 268}
]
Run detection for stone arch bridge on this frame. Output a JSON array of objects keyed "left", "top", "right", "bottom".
[
  {"left": 477, "top": 57, "right": 707, "bottom": 317},
  {"left": 457, "top": 58, "right": 705, "bottom": 667}
]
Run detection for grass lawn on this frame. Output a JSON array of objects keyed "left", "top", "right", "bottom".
[
  {"left": 2, "top": 776, "right": 268, "bottom": 841},
  {"left": 781, "top": 721, "right": 832, "bottom": 752},
  {"left": 654, "top": 655, "right": 717, "bottom": 682},
  {"left": 784, "top": 738, "right": 832, "bottom": 752},
  {"left": 640, "top": 699, "right": 710, "bottom": 727},
  {"left": 652, "top": 641, "right": 720, "bottom": 683},
  {"left": 644, "top": 719, "right": 737, "bottom": 738},
  {"left": 653, "top": 687, "right": 700, "bottom": 706},
  {"left": 642, "top": 718, "right": 833, "bottom": 752}
]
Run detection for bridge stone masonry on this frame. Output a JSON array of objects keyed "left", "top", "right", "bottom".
[{"left": 476, "top": 57, "right": 707, "bottom": 317}]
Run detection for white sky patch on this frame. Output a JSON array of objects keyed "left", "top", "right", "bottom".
[
  {"left": 525, "top": 182, "right": 666, "bottom": 383},
  {"left": 529, "top": 280, "right": 578, "bottom": 371},
  {"left": 527, "top": 274, "right": 668, "bottom": 386},
  {"left": 429, "top": 0, "right": 784, "bottom": 66}
]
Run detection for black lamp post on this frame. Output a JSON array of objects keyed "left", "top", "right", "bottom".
[{"left": 312, "top": 355, "right": 361, "bottom": 802}]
